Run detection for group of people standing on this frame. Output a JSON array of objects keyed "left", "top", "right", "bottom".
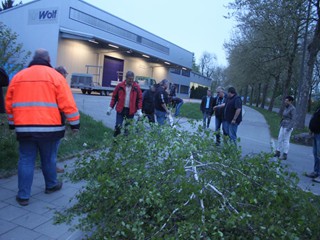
[
  {"left": 200, "top": 86, "right": 242, "bottom": 145},
  {"left": 4, "top": 49, "right": 320, "bottom": 208},
  {"left": 107, "top": 74, "right": 184, "bottom": 137}
]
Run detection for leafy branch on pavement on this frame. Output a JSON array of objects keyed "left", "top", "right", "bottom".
[{"left": 55, "top": 119, "right": 320, "bottom": 239}]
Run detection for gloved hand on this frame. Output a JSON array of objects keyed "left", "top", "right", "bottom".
[
  {"left": 168, "top": 113, "right": 174, "bottom": 126},
  {"left": 137, "top": 109, "right": 143, "bottom": 118},
  {"left": 106, "top": 106, "right": 113, "bottom": 116}
]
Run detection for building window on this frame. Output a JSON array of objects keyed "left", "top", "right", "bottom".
[
  {"left": 69, "top": 8, "right": 169, "bottom": 54},
  {"left": 182, "top": 69, "right": 190, "bottom": 77},
  {"left": 170, "top": 68, "right": 181, "bottom": 75},
  {"left": 141, "top": 37, "right": 169, "bottom": 54},
  {"left": 180, "top": 85, "right": 189, "bottom": 94}
]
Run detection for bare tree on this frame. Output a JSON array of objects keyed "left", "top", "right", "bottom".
[
  {"left": 0, "top": 0, "right": 22, "bottom": 11},
  {"left": 199, "top": 52, "right": 216, "bottom": 78},
  {"left": 296, "top": 0, "right": 320, "bottom": 128}
]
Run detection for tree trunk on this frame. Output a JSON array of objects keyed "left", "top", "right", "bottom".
[
  {"left": 255, "top": 83, "right": 261, "bottom": 107},
  {"left": 268, "top": 75, "right": 280, "bottom": 112},
  {"left": 239, "top": 88, "right": 243, "bottom": 99},
  {"left": 279, "top": 53, "right": 297, "bottom": 115},
  {"left": 261, "top": 82, "right": 269, "bottom": 109},
  {"left": 296, "top": 2, "right": 320, "bottom": 129},
  {"left": 308, "top": 87, "right": 312, "bottom": 112},
  {"left": 279, "top": 22, "right": 301, "bottom": 115},
  {"left": 250, "top": 85, "right": 254, "bottom": 106},
  {"left": 243, "top": 85, "right": 249, "bottom": 105}
]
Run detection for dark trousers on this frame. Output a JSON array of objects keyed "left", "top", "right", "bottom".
[
  {"left": 114, "top": 108, "right": 134, "bottom": 137},
  {"left": 215, "top": 117, "right": 226, "bottom": 144},
  {"left": 145, "top": 113, "right": 155, "bottom": 123}
]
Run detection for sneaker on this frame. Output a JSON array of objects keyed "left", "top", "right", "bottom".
[
  {"left": 306, "top": 172, "right": 319, "bottom": 178},
  {"left": 312, "top": 176, "right": 320, "bottom": 183},
  {"left": 56, "top": 166, "right": 64, "bottom": 173},
  {"left": 16, "top": 196, "right": 29, "bottom": 206},
  {"left": 45, "top": 182, "right": 63, "bottom": 194}
]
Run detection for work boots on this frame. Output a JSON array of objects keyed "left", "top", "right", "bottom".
[
  {"left": 273, "top": 151, "right": 280, "bottom": 158},
  {"left": 280, "top": 153, "right": 287, "bottom": 160}
]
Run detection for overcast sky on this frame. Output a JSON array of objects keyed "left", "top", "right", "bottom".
[{"left": 23, "top": 0, "right": 236, "bottom": 66}]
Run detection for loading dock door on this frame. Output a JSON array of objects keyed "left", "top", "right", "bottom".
[{"left": 102, "top": 56, "right": 124, "bottom": 87}]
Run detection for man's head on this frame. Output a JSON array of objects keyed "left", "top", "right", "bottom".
[
  {"left": 125, "top": 71, "right": 135, "bottom": 86},
  {"left": 33, "top": 49, "right": 50, "bottom": 63},
  {"left": 285, "top": 96, "right": 294, "bottom": 106},
  {"left": 160, "top": 79, "right": 169, "bottom": 90},
  {"left": 55, "top": 66, "right": 68, "bottom": 78},
  {"left": 207, "top": 89, "right": 212, "bottom": 97},
  {"left": 216, "top": 86, "right": 224, "bottom": 97},
  {"left": 227, "top": 87, "right": 237, "bottom": 98}
]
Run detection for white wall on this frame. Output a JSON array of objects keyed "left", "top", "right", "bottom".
[
  {"left": 57, "top": 39, "right": 99, "bottom": 83},
  {"left": 58, "top": 38, "right": 169, "bottom": 84},
  {"left": 0, "top": 0, "right": 61, "bottom": 65}
]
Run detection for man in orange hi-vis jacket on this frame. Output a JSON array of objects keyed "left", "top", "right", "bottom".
[{"left": 6, "top": 49, "right": 80, "bottom": 206}]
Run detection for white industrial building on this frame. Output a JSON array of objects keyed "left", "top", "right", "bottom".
[{"left": 0, "top": 0, "right": 212, "bottom": 97}]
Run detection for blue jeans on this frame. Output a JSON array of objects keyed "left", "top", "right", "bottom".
[
  {"left": 114, "top": 108, "right": 134, "bottom": 137},
  {"left": 174, "top": 99, "right": 184, "bottom": 117},
  {"left": 155, "top": 109, "right": 166, "bottom": 125},
  {"left": 313, "top": 133, "right": 320, "bottom": 174},
  {"left": 223, "top": 121, "right": 238, "bottom": 144},
  {"left": 202, "top": 110, "right": 212, "bottom": 128},
  {"left": 18, "top": 139, "right": 60, "bottom": 199}
]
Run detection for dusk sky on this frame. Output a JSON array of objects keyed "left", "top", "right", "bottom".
[{"left": 23, "top": 0, "right": 235, "bottom": 66}]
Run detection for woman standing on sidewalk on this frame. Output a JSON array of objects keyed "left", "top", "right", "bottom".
[{"left": 274, "top": 96, "right": 296, "bottom": 160}]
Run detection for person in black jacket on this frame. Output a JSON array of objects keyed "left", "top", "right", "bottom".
[
  {"left": 213, "top": 86, "right": 227, "bottom": 145},
  {"left": 0, "top": 67, "right": 9, "bottom": 125},
  {"left": 169, "top": 85, "right": 184, "bottom": 117},
  {"left": 306, "top": 107, "right": 320, "bottom": 182},
  {"left": 142, "top": 84, "right": 156, "bottom": 122},
  {"left": 223, "top": 87, "right": 242, "bottom": 144},
  {"left": 154, "top": 79, "right": 170, "bottom": 125},
  {"left": 200, "top": 89, "right": 215, "bottom": 129}
]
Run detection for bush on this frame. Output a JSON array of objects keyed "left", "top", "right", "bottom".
[
  {"left": 55, "top": 120, "right": 320, "bottom": 239},
  {"left": 190, "top": 86, "right": 208, "bottom": 99},
  {"left": 0, "top": 125, "right": 19, "bottom": 177}
]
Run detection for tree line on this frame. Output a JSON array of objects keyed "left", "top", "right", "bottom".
[
  {"left": 224, "top": 0, "right": 320, "bottom": 129},
  {"left": 193, "top": 0, "right": 320, "bottom": 129}
]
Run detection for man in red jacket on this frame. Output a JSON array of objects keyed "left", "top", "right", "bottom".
[{"left": 107, "top": 71, "right": 142, "bottom": 137}]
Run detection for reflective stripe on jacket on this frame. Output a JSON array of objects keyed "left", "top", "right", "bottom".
[{"left": 5, "top": 65, "right": 80, "bottom": 140}]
